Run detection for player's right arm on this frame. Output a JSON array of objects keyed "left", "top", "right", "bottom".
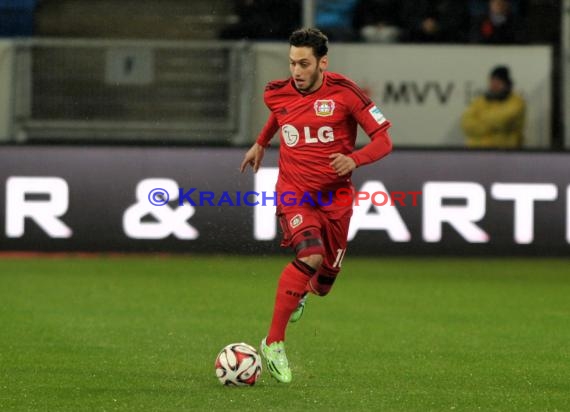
[{"left": 240, "top": 112, "right": 279, "bottom": 173}]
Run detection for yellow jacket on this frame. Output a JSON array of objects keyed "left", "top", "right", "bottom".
[{"left": 461, "top": 92, "right": 526, "bottom": 149}]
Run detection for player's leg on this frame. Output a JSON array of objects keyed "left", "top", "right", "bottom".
[
  {"left": 261, "top": 208, "right": 325, "bottom": 383},
  {"left": 288, "top": 230, "right": 325, "bottom": 323},
  {"left": 266, "top": 244, "right": 320, "bottom": 344},
  {"left": 290, "top": 211, "right": 350, "bottom": 323},
  {"left": 305, "top": 210, "right": 351, "bottom": 297}
]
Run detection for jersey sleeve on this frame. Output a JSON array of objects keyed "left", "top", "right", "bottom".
[
  {"left": 255, "top": 80, "right": 289, "bottom": 147},
  {"left": 348, "top": 124, "right": 392, "bottom": 166},
  {"left": 345, "top": 87, "right": 393, "bottom": 167},
  {"left": 256, "top": 112, "right": 279, "bottom": 147}
]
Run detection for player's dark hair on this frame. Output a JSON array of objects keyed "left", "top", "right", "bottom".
[{"left": 289, "top": 28, "right": 328, "bottom": 59}]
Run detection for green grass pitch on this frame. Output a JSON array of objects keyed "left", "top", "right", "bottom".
[{"left": 1, "top": 256, "right": 569, "bottom": 411}]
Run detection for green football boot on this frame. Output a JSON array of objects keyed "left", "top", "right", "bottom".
[
  {"left": 289, "top": 294, "right": 308, "bottom": 323},
  {"left": 260, "top": 338, "right": 292, "bottom": 383}
]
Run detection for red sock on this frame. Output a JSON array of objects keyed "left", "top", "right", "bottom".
[
  {"left": 305, "top": 275, "right": 317, "bottom": 294},
  {"left": 266, "top": 261, "right": 313, "bottom": 344},
  {"left": 305, "top": 265, "right": 338, "bottom": 296}
]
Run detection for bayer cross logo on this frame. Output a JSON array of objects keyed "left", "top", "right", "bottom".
[
  {"left": 314, "top": 99, "right": 335, "bottom": 117},
  {"left": 290, "top": 214, "right": 303, "bottom": 228},
  {"left": 281, "top": 124, "right": 299, "bottom": 147}
]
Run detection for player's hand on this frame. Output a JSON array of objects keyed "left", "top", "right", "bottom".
[
  {"left": 240, "top": 143, "right": 265, "bottom": 174},
  {"left": 329, "top": 153, "right": 357, "bottom": 176}
]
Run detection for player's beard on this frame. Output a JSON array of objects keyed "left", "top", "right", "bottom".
[{"left": 298, "top": 68, "right": 322, "bottom": 93}]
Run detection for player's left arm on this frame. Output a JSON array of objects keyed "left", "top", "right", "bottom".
[
  {"left": 330, "top": 101, "right": 393, "bottom": 176},
  {"left": 348, "top": 108, "right": 393, "bottom": 166}
]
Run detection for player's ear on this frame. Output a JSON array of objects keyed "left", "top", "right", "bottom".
[{"left": 319, "top": 56, "right": 328, "bottom": 71}]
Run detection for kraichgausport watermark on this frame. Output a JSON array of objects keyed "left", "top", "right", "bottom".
[{"left": 148, "top": 188, "right": 422, "bottom": 207}]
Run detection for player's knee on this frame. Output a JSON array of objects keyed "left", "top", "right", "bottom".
[
  {"left": 293, "top": 228, "right": 325, "bottom": 270},
  {"left": 299, "top": 254, "right": 324, "bottom": 270}
]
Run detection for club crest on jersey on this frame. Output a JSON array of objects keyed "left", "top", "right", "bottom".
[
  {"left": 314, "top": 100, "right": 335, "bottom": 117},
  {"left": 290, "top": 214, "right": 303, "bottom": 228}
]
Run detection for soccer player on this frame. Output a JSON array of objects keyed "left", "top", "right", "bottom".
[{"left": 240, "top": 28, "right": 393, "bottom": 383}]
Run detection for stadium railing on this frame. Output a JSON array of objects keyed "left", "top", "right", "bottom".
[{"left": 8, "top": 38, "right": 253, "bottom": 143}]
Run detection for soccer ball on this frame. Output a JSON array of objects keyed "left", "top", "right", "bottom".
[{"left": 215, "top": 342, "right": 262, "bottom": 386}]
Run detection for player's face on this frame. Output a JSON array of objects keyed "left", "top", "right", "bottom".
[{"left": 289, "top": 46, "right": 328, "bottom": 93}]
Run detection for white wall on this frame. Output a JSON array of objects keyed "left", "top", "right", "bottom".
[
  {"left": 0, "top": 40, "right": 14, "bottom": 142},
  {"left": 251, "top": 43, "right": 552, "bottom": 148}
]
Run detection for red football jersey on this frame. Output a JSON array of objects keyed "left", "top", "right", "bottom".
[{"left": 257, "top": 71, "right": 391, "bottom": 194}]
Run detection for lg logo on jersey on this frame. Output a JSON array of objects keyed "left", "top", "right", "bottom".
[{"left": 281, "top": 125, "right": 334, "bottom": 147}]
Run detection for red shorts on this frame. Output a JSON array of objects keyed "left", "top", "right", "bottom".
[{"left": 276, "top": 198, "right": 352, "bottom": 270}]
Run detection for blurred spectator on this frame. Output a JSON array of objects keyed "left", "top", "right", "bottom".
[
  {"left": 461, "top": 66, "right": 526, "bottom": 149},
  {"left": 315, "top": 0, "right": 358, "bottom": 42},
  {"left": 400, "top": 0, "right": 469, "bottom": 43},
  {"left": 353, "top": 0, "right": 402, "bottom": 43},
  {"left": 219, "top": 0, "right": 300, "bottom": 40},
  {"left": 469, "top": 0, "right": 526, "bottom": 44}
]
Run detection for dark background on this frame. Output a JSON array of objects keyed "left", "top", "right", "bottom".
[{"left": 0, "top": 146, "right": 569, "bottom": 256}]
